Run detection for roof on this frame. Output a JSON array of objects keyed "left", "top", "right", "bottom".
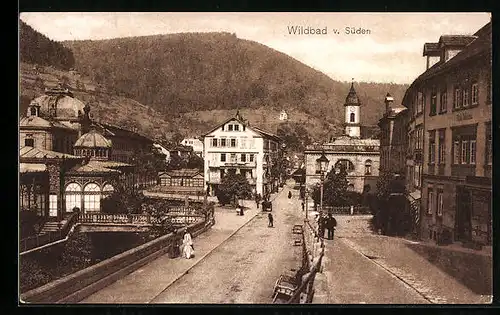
[
  {"left": 33, "top": 94, "right": 86, "bottom": 120},
  {"left": 159, "top": 168, "right": 202, "bottom": 178},
  {"left": 329, "top": 136, "right": 380, "bottom": 146},
  {"left": 171, "top": 145, "right": 193, "bottom": 152},
  {"left": 423, "top": 43, "right": 440, "bottom": 56},
  {"left": 90, "top": 160, "right": 132, "bottom": 168},
  {"left": 20, "top": 163, "right": 47, "bottom": 174},
  {"left": 69, "top": 160, "right": 121, "bottom": 174},
  {"left": 20, "top": 116, "right": 75, "bottom": 130},
  {"left": 74, "top": 129, "right": 113, "bottom": 148},
  {"left": 407, "top": 22, "right": 491, "bottom": 91},
  {"left": 93, "top": 121, "right": 153, "bottom": 143},
  {"left": 20, "top": 146, "right": 81, "bottom": 160},
  {"left": 202, "top": 113, "right": 282, "bottom": 142},
  {"left": 438, "top": 35, "right": 477, "bottom": 48},
  {"left": 344, "top": 82, "right": 360, "bottom": 106}
]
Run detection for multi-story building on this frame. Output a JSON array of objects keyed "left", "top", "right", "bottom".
[
  {"left": 203, "top": 111, "right": 282, "bottom": 197},
  {"left": 305, "top": 83, "right": 380, "bottom": 194},
  {"left": 378, "top": 93, "right": 408, "bottom": 178},
  {"left": 181, "top": 137, "right": 204, "bottom": 158},
  {"left": 404, "top": 22, "right": 492, "bottom": 246}
]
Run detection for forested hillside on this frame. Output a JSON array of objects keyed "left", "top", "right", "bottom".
[
  {"left": 20, "top": 20, "right": 75, "bottom": 70},
  {"left": 64, "top": 33, "right": 408, "bottom": 129}
]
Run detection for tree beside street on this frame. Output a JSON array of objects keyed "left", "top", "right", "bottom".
[
  {"left": 215, "top": 172, "right": 253, "bottom": 206},
  {"left": 311, "top": 164, "right": 349, "bottom": 207}
]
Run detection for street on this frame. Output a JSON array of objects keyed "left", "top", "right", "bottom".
[{"left": 150, "top": 185, "right": 304, "bottom": 303}]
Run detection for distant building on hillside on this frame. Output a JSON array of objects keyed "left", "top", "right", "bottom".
[
  {"left": 279, "top": 110, "right": 288, "bottom": 121},
  {"left": 181, "top": 137, "right": 204, "bottom": 157}
]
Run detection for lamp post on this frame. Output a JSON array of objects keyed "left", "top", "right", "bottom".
[
  {"left": 305, "top": 188, "right": 309, "bottom": 222},
  {"left": 316, "top": 151, "right": 329, "bottom": 216}
]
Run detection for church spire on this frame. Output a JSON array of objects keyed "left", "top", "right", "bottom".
[{"left": 344, "top": 79, "right": 361, "bottom": 138}]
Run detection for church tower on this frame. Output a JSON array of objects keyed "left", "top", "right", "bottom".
[{"left": 344, "top": 80, "right": 361, "bottom": 138}]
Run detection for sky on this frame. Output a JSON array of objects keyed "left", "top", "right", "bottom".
[{"left": 20, "top": 12, "right": 491, "bottom": 84}]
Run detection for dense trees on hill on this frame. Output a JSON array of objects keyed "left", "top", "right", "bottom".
[
  {"left": 19, "top": 20, "right": 75, "bottom": 70},
  {"left": 64, "top": 33, "right": 408, "bottom": 127}
]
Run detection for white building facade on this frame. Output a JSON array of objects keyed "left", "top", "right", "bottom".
[
  {"left": 181, "top": 138, "right": 204, "bottom": 157},
  {"left": 203, "top": 112, "right": 282, "bottom": 197}
]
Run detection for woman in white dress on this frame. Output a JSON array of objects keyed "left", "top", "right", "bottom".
[{"left": 181, "top": 231, "right": 194, "bottom": 259}]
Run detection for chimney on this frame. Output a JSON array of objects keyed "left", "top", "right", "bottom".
[{"left": 385, "top": 93, "right": 394, "bottom": 114}]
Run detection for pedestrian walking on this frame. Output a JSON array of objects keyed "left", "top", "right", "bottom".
[
  {"left": 327, "top": 214, "right": 337, "bottom": 240},
  {"left": 255, "top": 193, "right": 261, "bottom": 209},
  {"left": 288, "top": 191, "right": 292, "bottom": 199},
  {"left": 181, "top": 231, "right": 194, "bottom": 259},
  {"left": 318, "top": 215, "right": 326, "bottom": 238},
  {"left": 301, "top": 201, "right": 305, "bottom": 212},
  {"left": 169, "top": 229, "right": 181, "bottom": 258},
  {"left": 268, "top": 213, "right": 274, "bottom": 227}
]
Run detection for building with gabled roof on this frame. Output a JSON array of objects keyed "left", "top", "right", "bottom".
[{"left": 202, "top": 110, "right": 283, "bottom": 197}]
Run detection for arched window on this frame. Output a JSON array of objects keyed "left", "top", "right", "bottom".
[
  {"left": 334, "top": 159, "right": 355, "bottom": 173},
  {"left": 84, "top": 183, "right": 101, "bottom": 212},
  {"left": 350, "top": 113, "right": 355, "bottom": 123},
  {"left": 65, "top": 183, "right": 82, "bottom": 212},
  {"left": 102, "top": 183, "right": 114, "bottom": 195},
  {"left": 365, "top": 159, "right": 372, "bottom": 175}
]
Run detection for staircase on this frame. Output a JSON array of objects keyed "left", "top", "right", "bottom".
[{"left": 38, "top": 218, "right": 69, "bottom": 235}]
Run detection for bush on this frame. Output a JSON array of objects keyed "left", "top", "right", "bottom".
[{"left": 19, "top": 256, "right": 53, "bottom": 293}]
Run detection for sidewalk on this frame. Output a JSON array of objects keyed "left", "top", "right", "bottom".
[{"left": 80, "top": 198, "right": 265, "bottom": 304}]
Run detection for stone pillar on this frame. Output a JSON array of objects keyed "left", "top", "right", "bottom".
[{"left": 47, "top": 163, "right": 62, "bottom": 220}]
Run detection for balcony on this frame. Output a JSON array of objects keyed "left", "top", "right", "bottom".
[{"left": 221, "top": 161, "right": 256, "bottom": 168}]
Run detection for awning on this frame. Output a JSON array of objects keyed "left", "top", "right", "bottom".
[
  {"left": 408, "top": 190, "right": 421, "bottom": 201},
  {"left": 20, "top": 163, "right": 47, "bottom": 173}
]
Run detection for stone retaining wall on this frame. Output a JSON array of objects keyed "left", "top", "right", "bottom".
[
  {"left": 21, "top": 219, "right": 214, "bottom": 304},
  {"left": 406, "top": 242, "right": 492, "bottom": 295}
]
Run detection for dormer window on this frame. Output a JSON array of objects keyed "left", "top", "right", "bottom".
[
  {"left": 234, "top": 124, "right": 239, "bottom": 131},
  {"left": 30, "top": 107, "right": 38, "bottom": 116},
  {"left": 228, "top": 125, "right": 233, "bottom": 131}
]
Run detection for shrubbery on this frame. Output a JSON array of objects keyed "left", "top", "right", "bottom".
[{"left": 215, "top": 173, "right": 252, "bottom": 206}]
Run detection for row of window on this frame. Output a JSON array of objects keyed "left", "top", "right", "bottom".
[
  {"left": 427, "top": 130, "right": 492, "bottom": 166},
  {"left": 74, "top": 148, "right": 110, "bottom": 158},
  {"left": 160, "top": 178, "right": 204, "bottom": 187},
  {"left": 407, "top": 164, "right": 422, "bottom": 189},
  {"left": 408, "top": 127, "right": 424, "bottom": 152},
  {"left": 427, "top": 188, "right": 444, "bottom": 216},
  {"left": 65, "top": 182, "right": 114, "bottom": 213},
  {"left": 221, "top": 123, "right": 246, "bottom": 132},
  {"left": 314, "top": 159, "right": 373, "bottom": 175},
  {"left": 210, "top": 137, "right": 256, "bottom": 149},
  {"left": 413, "top": 81, "right": 483, "bottom": 118},
  {"left": 220, "top": 153, "right": 255, "bottom": 163}
]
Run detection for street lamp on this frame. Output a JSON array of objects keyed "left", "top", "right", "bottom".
[
  {"left": 316, "top": 151, "right": 329, "bottom": 216},
  {"left": 305, "top": 188, "right": 310, "bottom": 222}
]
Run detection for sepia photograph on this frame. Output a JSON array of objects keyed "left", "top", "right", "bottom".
[{"left": 18, "top": 12, "right": 492, "bottom": 305}]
